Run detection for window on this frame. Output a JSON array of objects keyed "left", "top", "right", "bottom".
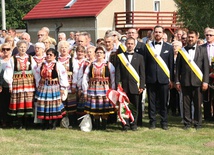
[
  {"left": 154, "top": 1, "right": 160, "bottom": 12},
  {"left": 64, "top": 0, "right": 77, "bottom": 8}
]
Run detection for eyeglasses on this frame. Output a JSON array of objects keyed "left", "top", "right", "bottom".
[
  {"left": 182, "top": 37, "right": 187, "bottom": 40},
  {"left": 47, "top": 53, "right": 54, "bottom": 56},
  {"left": 206, "top": 34, "right": 214, "bottom": 37},
  {"left": 2, "top": 48, "right": 11, "bottom": 51}
]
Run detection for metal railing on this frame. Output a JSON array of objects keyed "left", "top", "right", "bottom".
[{"left": 115, "top": 11, "right": 180, "bottom": 30}]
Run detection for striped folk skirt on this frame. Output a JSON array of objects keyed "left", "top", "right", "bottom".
[
  {"left": 84, "top": 78, "right": 114, "bottom": 116},
  {"left": 63, "top": 73, "right": 77, "bottom": 114},
  {"left": 63, "top": 93, "right": 77, "bottom": 114},
  {"left": 8, "top": 73, "right": 35, "bottom": 117},
  {"left": 35, "top": 79, "right": 66, "bottom": 120}
]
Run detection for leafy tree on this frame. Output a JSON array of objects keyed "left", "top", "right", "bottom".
[
  {"left": 174, "top": 0, "right": 214, "bottom": 37},
  {"left": 0, "top": 0, "right": 40, "bottom": 29}
]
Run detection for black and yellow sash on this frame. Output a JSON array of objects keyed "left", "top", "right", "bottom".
[
  {"left": 178, "top": 47, "right": 203, "bottom": 81},
  {"left": 117, "top": 53, "right": 140, "bottom": 88},
  {"left": 146, "top": 42, "right": 170, "bottom": 78}
]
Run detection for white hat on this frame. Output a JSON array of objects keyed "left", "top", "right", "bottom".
[{"left": 35, "top": 42, "right": 45, "bottom": 50}]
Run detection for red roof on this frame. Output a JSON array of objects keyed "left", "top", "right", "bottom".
[{"left": 23, "top": 0, "right": 112, "bottom": 20}]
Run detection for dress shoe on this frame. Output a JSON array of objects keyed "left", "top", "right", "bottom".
[
  {"left": 195, "top": 126, "right": 201, "bottom": 130},
  {"left": 161, "top": 125, "right": 168, "bottom": 130},
  {"left": 131, "top": 126, "right": 137, "bottom": 131},
  {"left": 130, "top": 124, "right": 137, "bottom": 131},
  {"left": 183, "top": 126, "right": 190, "bottom": 130},
  {"left": 123, "top": 125, "right": 130, "bottom": 131},
  {"left": 149, "top": 125, "right": 156, "bottom": 130}
]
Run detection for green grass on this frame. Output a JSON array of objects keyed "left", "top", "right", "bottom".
[{"left": 0, "top": 115, "right": 214, "bottom": 155}]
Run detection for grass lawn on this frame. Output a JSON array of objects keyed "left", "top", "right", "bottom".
[{"left": 0, "top": 113, "right": 214, "bottom": 155}]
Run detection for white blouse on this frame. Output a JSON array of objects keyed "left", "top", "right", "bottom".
[
  {"left": 82, "top": 59, "right": 115, "bottom": 94},
  {"left": 34, "top": 60, "right": 69, "bottom": 90},
  {"left": 3, "top": 54, "right": 37, "bottom": 88}
]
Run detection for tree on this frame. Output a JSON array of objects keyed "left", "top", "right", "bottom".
[
  {"left": 0, "top": 0, "right": 40, "bottom": 29},
  {"left": 174, "top": 0, "right": 214, "bottom": 37}
]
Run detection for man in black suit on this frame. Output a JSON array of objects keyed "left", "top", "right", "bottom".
[
  {"left": 144, "top": 25, "right": 174, "bottom": 130},
  {"left": 175, "top": 30, "right": 209, "bottom": 130},
  {"left": 126, "top": 28, "right": 146, "bottom": 126},
  {"left": 201, "top": 28, "right": 214, "bottom": 121},
  {"left": 116, "top": 37, "right": 145, "bottom": 131}
]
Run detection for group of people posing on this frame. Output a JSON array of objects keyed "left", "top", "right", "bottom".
[{"left": 0, "top": 25, "right": 213, "bottom": 131}]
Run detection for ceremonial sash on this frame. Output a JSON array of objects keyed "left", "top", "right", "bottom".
[
  {"left": 178, "top": 47, "right": 203, "bottom": 82},
  {"left": 146, "top": 42, "right": 170, "bottom": 78},
  {"left": 119, "top": 44, "right": 126, "bottom": 52},
  {"left": 117, "top": 53, "right": 140, "bottom": 88}
]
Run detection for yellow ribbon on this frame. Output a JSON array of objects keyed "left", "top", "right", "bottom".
[
  {"left": 117, "top": 53, "right": 140, "bottom": 88},
  {"left": 146, "top": 43, "right": 170, "bottom": 78},
  {"left": 119, "top": 44, "right": 126, "bottom": 52},
  {"left": 178, "top": 48, "right": 203, "bottom": 82}
]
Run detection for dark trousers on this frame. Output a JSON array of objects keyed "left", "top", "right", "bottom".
[
  {"left": 182, "top": 86, "right": 202, "bottom": 127},
  {"left": 147, "top": 83, "right": 169, "bottom": 126},
  {"left": 169, "top": 88, "right": 180, "bottom": 115},
  {"left": 137, "top": 93, "right": 143, "bottom": 126},
  {"left": 126, "top": 92, "right": 139, "bottom": 128},
  {"left": 203, "top": 88, "right": 214, "bottom": 121},
  {"left": 0, "top": 87, "right": 11, "bottom": 125}
]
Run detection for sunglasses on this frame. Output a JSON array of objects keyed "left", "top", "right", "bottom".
[
  {"left": 2, "top": 48, "right": 11, "bottom": 51},
  {"left": 206, "top": 34, "right": 214, "bottom": 37},
  {"left": 46, "top": 53, "right": 54, "bottom": 56}
]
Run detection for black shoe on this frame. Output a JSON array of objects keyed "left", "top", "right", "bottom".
[
  {"left": 149, "top": 125, "right": 156, "bottom": 130},
  {"left": 122, "top": 125, "right": 130, "bottom": 132},
  {"left": 162, "top": 125, "right": 168, "bottom": 130},
  {"left": 131, "top": 124, "right": 137, "bottom": 131},
  {"left": 131, "top": 127, "right": 138, "bottom": 131},
  {"left": 195, "top": 126, "right": 201, "bottom": 130},
  {"left": 183, "top": 126, "right": 190, "bottom": 130}
]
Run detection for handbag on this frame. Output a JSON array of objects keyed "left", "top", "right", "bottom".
[
  {"left": 78, "top": 114, "right": 92, "bottom": 132},
  {"left": 60, "top": 116, "right": 70, "bottom": 128}
]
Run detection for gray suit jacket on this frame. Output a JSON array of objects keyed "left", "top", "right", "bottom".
[{"left": 175, "top": 45, "right": 209, "bottom": 86}]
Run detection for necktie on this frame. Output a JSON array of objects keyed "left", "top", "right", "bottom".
[
  {"left": 188, "top": 46, "right": 195, "bottom": 50},
  {"left": 155, "top": 42, "right": 161, "bottom": 45}
]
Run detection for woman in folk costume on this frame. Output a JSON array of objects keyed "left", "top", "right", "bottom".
[
  {"left": 71, "top": 45, "right": 90, "bottom": 118},
  {"left": 35, "top": 48, "right": 69, "bottom": 130},
  {"left": 82, "top": 46, "right": 115, "bottom": 130},
  {"left": 33, "top": 42, "right": 46, "bottom": 67},
  {"left": 4, "top": 40, "right": 37, "bottom": 129},
  {"left": 58, "top": 40, "right": 76, "bottom": 127},
  {"left": 33, "top": 42, "right": 46, "bottom": 124}
]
